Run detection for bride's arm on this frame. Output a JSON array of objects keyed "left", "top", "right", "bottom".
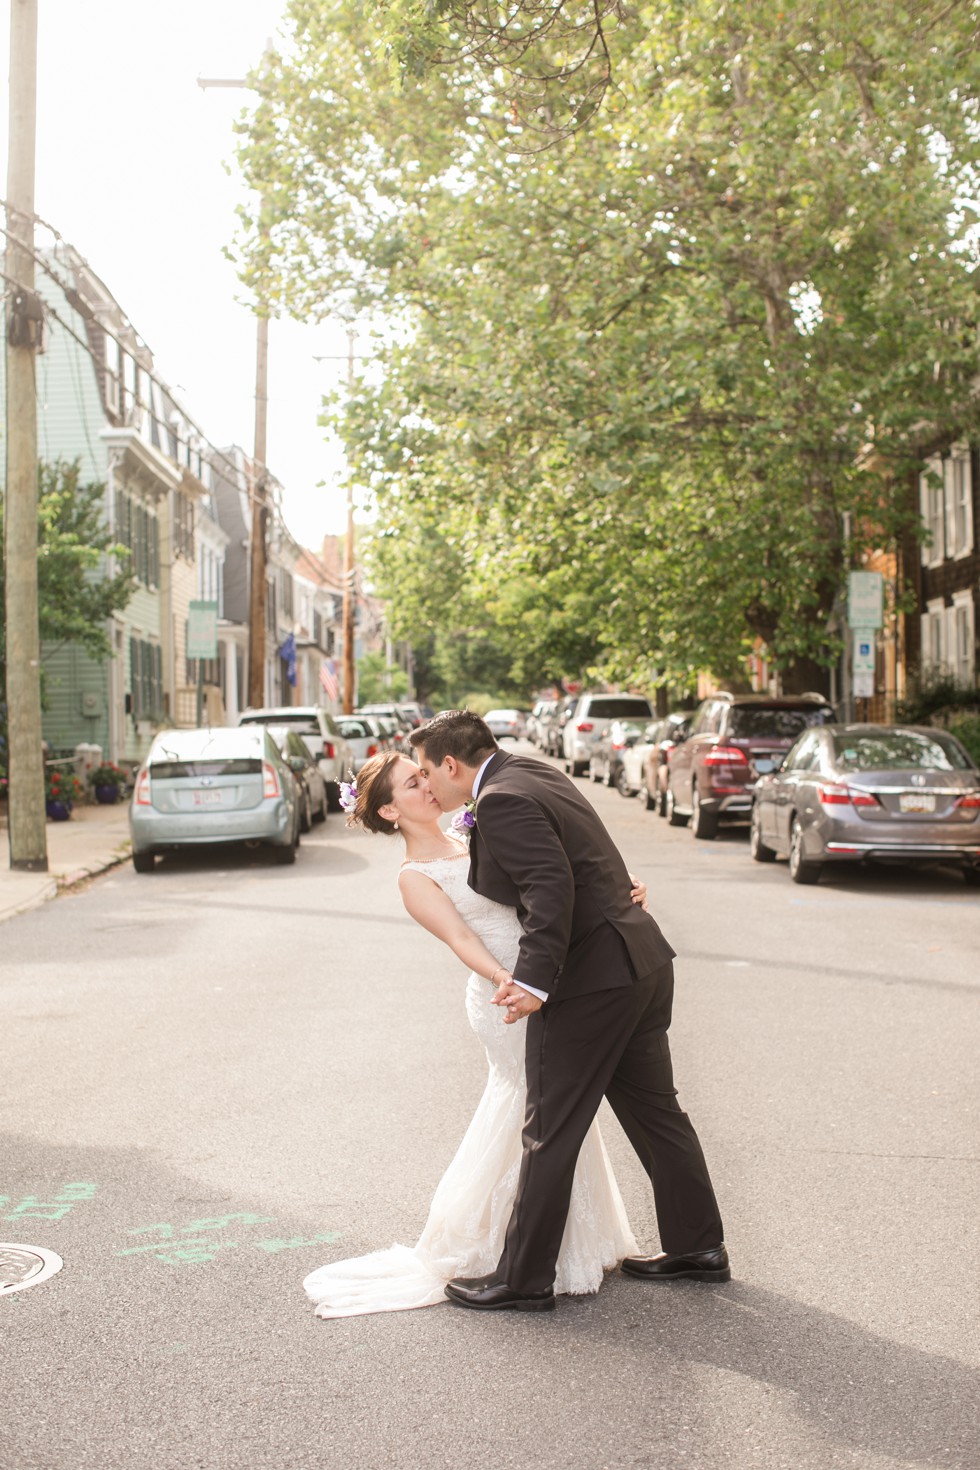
[{"left": 398, "top": 870, "right": 509, "bottom": 983}]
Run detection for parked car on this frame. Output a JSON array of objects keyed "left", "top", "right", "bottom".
[
  {"left": 336, "top": 715, "right": 388, "bottom": 772},
  {"left": 621, "top": 713, "right": 690, "bottom": 810},
  {"left": 589, "top": 720, "right": 645, "bottom": 791},
  {"left": 750, "top": 724, "right": 980, "bottom": 885},
  {"left": 238, "top": 706, "right": 353, "bottom": 811},
  {"left": 562, "top": 693, "right": 655, "bottom": 777},
  {"left": 527, "top": 699, "right": 558, "bottom": 747},
  {"left": 129, "top": 725, "right": 301, "bottom": 872},
  {"left": 356, "top": 704, "right": 415, "bottom": 748},
  {"left": 265, "top": 725, "right": 329, "bottom": 830},
  {"left": 665, "top": 692, "right": 837, "bottom": 839},
  {"left": 485, "top": 708, "right": 527, "bottom": 741}
]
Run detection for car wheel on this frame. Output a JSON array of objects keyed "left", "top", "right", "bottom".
[
  {"left": 665, "top": 785, "right": 687, "bottom": 827},
  {"left": 326, "top": 781, "right": 342, "bottom": 812},
  {"left": 274, "top": 823, "right": 299, "bottom": 865},
  {"left": 314, "top": 787, "right": 328, "bottom": 823},
  {"left": 616, "top": 767, "right": 635, "bottom": 799},
  {"left": 132, "top": 850, "right": 155, "bottom": 873},
  {"left": 690, "top": 786, "right": 718, "bottom": 840},
  {"left": 572, "top": 761, "right": 588, "bottom": 778},
  {"left": 657, "top": 786, "right": 668, "bottom": 818},
  {"left": 604, "top": 763, "right": 616, "bottom": 788},
  {"left": 749, "top": 805, "right": 777, "bottom": 862},
  {"left": 963, "top": 866, "right": 980, "bottom": 887},
  {"left": 300, "top": 789, "right": 313, "bottom": 834},
  {"left": 788, "top": 816, "right": 821, "bottom": 885}
]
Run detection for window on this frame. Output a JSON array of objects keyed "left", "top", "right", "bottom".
[
  {"left": 129, "top": 637, "right": 163, "bottom": 721},
  {"left": 947, "top": 449, "right": 974, "bottom": 559},
  {"left": 920, "top": 600, "right": 946, "bottom": 676},
  {"left": 173, "top": 490, "right": 195, "bottom": 560},
  {"left": 952, "top": 594, "right": 975, "bottom": 688},
  {"left": 117, "top": 491, "right": 159, "bottom": 588},
  {"left": 919, "top": 458, "right": 944, "bottom": 566}
]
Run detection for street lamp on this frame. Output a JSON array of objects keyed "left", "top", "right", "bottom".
[{"left": 198, "top": 55, "right": 271, "bottom": 709}]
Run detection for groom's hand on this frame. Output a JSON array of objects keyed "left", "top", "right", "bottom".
[{"left": 492, "top": 978, "right": 544, "bottom": 1023}]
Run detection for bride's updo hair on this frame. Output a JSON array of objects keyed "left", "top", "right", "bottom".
[{"left": 347, "top": 750, "right": 403, "bottom": 835}]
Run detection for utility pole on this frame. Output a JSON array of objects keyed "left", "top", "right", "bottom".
[
  {"left": 314, "top": 329, "right": 361, "bottom": 714},
  {"left": 341, "top": 330, "right": 356, "bottom": 714},
  {"left": 4, "top": 0, "right": 47, "bottom": 871},
  {"left": 198, "top": 58, "right": 271, "bottom": 709}
]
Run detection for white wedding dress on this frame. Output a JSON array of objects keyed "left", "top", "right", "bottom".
[{"left": 303, "top": 843, "right": 638, "bottom": 1318}]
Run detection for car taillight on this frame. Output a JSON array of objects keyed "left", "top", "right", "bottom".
[
  {"left": 703, "top": 746, "right": 748, "bottom": 767},
  {"left": 262, "top": 762, "right": 281, "bottom": 799},
  {"left": 366, "top": 743, "right": 378, "bottom": 757},
  {"left": 322, "top": 741, "right": 335, "bottom": 759},
  {"left": 134, "top": 769, "right": 151, "bottom": 805},
  {"left": 576, "top": 721, "right": 594, "bottom": 732},
  {"left": 818, "top": 783, "right": 879, "bottom": 807},
  {"left": 954, "top": 791, "right": 980, "bottom": 813}
]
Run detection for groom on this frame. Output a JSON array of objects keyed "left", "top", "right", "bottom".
[{"left": 411, "top": 710, "right": 728, "bottom": 1313}]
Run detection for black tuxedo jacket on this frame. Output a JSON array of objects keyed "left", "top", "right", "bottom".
[{"left": 468, "top": 750, "right": 675, "bottom": 1001}]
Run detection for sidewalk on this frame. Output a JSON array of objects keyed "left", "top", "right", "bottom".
[{"left": 0, "top": 800, "right": 132, "bottom": 925}]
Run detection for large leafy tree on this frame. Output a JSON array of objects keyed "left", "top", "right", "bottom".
[
  {"left": 237, "top": 0, "right": 980, "bottom": 688},
  {"left": 0, "top": 459, "right": 135, "bottom": 689}
]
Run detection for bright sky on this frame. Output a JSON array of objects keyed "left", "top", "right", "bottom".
[{"left": 1, "top": 0, "right": 355, "bottom": 547}]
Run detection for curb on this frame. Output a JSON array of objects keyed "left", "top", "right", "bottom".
[
  {"left": 0, "top": 877, "right": 58, "bottom": 925},
  {"left": 55, "top": 844, "right": 133, "bottom": 893}
]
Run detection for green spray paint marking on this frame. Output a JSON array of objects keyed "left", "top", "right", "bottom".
[
  {"left": 115, "top": 1212, "right": 341, "bottom": 1267},
  {"left": 1, "top": 1181, "right": 97, "bottom": 1222}
]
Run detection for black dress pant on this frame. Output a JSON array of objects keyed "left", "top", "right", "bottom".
[{"left": 496, "top": 962, "right": 724, "bottom": 1294}]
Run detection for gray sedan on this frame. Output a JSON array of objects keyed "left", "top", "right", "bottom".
[
  {"left": 750, "top": 724, "right": 980, "bottom": 885},
  {"left": 129, "top": 726, "right": 301, "bottom": 872}
]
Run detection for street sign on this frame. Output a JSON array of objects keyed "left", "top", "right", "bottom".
[
  {"left": 848, "top": 571, "right": 883, "bottom": 630},
  {"left": 853, "top": 627, "right": 875, "bottom": 699},
  {"left": 187, "top": 601, "right": 219, "bottom": 660}
]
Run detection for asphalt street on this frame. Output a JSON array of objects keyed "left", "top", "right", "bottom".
[{"left": 2, "top": 743, "right": 978, "bottom": 1470}]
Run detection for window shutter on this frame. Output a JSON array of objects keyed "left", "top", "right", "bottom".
[{"left": 130, "top": 637, "right": 141, "bottom": 717}]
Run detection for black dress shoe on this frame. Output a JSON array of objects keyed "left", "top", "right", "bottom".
[
  {"left": 445, "top": 1274, "right": 556, "bottom": 1312},
  {"left": 620, "top": 1246, "right": 730, "bottom": 1282}
]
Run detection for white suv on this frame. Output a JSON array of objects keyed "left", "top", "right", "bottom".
[
  {"left": 561, "top": 693, "right": 655, "bottom": 778},
  {"left": 238, "top": 707, "right": 354, "bottom": 810}
]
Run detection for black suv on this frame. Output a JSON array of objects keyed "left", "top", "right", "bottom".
[{"left": 665, "top": 692, "right": 836, "bottom": 839}]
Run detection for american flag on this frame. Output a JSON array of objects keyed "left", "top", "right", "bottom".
[{"left": 319, "top": 658, "right": 340, "bottom": 703}]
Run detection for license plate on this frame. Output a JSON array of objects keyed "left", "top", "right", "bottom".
[
  {"left": 192, "top": 789, "right": 225, "bottom": 807},
  {"left": 899, "top": 792, "right": 935, "bottom": 813}
]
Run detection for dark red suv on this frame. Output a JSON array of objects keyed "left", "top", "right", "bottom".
[{"left": 664, "top": 693, "right": 837, "bottom": 839}]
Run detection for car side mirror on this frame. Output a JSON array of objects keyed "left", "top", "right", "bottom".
[{"left": 288, "top": 756, "right": 306, "bottom": 772}]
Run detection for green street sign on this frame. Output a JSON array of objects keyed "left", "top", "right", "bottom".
[{"left": 847, "top": 572, "right": 883, "bottom": 630}]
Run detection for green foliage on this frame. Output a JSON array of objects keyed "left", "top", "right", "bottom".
[
  {"left": 949, "top": 716, "right": 980, "bottom": 767},
  {"left": 0, "top": 460, "right": 135, "bottom": 683},
  {"left": 357, "top": 651, "right": 409, "bottom": 703},
  {"left": 237, "top": 1, "right": 980, "bottom": 684},
  {"left": 895, "top": 672, "right": 980, "bottom": 726}
]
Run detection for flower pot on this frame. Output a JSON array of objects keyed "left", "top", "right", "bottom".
[
  {"left": 46, "top": 799, "right": 71, "bottom": 822},
  {"left": 94, "top": 785, "right": 120, "bottom": 805}
]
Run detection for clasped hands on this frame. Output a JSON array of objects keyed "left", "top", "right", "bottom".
[{"left": 491, "top": 975, "right": 544, "bottom": 1024}]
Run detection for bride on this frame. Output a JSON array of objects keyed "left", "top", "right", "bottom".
[{"left": 303, "top": 750, "right": 641, "bottom": 1318}]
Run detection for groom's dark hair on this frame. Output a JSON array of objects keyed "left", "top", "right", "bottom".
[{"left": 410, "top": 710, "right": 497, "bottom": 768}]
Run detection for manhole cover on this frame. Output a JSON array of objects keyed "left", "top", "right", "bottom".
[{"left": 0, "top": 1244, "right": 64, "bottom": 1296}]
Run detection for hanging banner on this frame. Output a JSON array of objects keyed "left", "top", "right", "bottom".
[{"left": 187, "top": 601, "right": 219, "bottom": 660}]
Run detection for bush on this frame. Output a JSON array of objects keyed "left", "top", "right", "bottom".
[
  {"left": 949, "top": 716, "right": 980, "bottom": 767},
  {"left": 896, "top": 672, "right": 980, "bottom": 725}
]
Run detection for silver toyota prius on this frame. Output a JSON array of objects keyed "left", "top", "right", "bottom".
[
  {"left": 129, "top": 726, "right": 300, "bottom": 873},
  {"left": 750, "top": 724, "right": 980, "bottom": 885}
]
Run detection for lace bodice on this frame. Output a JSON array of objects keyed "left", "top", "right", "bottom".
[{"left": 401, "top": 845, "right": 523, "bottom": 975}]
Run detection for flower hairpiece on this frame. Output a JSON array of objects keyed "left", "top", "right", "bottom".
[
  {"left": 451, "top": 799, "right": 476, "bottom": 836},
  {"left": 338, "top": 779, "right": 358, "bottom": 814}
]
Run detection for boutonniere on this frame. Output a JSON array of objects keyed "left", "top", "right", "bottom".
[{"left": 451, "top": 799, "right": 476, "bottom": 836}]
